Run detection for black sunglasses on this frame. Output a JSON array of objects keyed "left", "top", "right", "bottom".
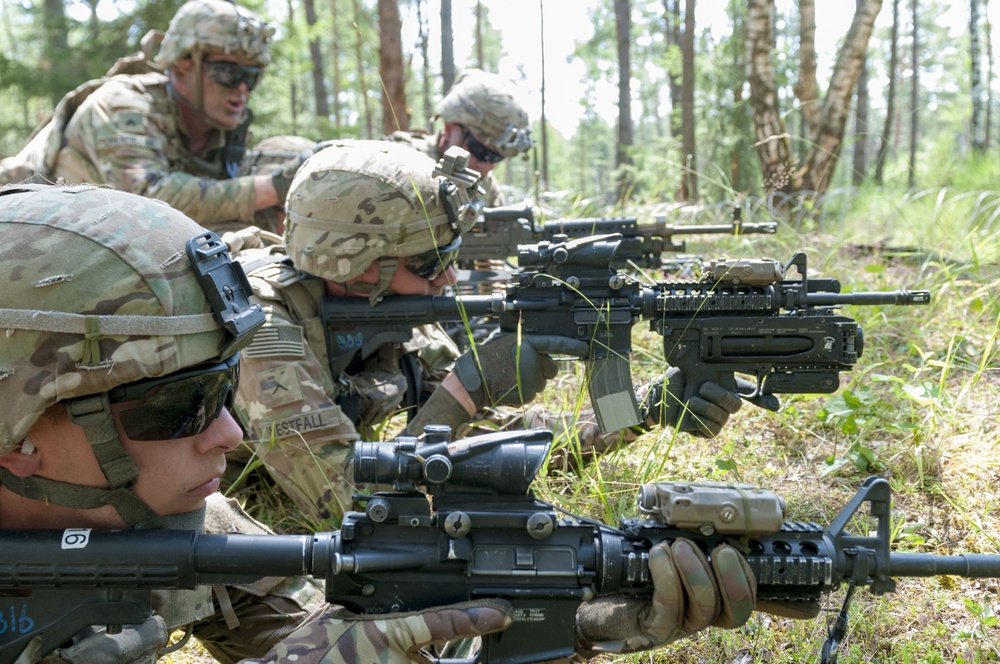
[
  {"left": 405, "top": 235, "right": 462, "bottom": 280},
  {"left": 203, "top": 60, "right": 264, "bottom": 92},
  {"left": 463, "top": 130, "right": 505, "bottom": 164},
  {"left": 109, "top": 353, "right": 240, "bottom": 441}
]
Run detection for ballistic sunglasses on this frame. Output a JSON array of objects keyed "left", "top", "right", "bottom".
[
  {"left": 463, "top": 129, "right": 505, "bottom": 164},
  {"left": 109, "top": 353, "right": 240, "bottom": 441},
  {"left": 405, "top": 235, "right": 463, "bottom": 280},
  {"left": 203, "top": 60, "right": 264, "bottom": 92}
]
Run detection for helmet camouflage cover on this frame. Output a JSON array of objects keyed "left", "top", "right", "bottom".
[
  {"left": 437, "top": 68, "right": 534, "bottom": 158},
  {"left": 0, "top": 184, "right": 261, "bottom": 453},
  {"left": 284, "top": 140, "right": 479, "bottom": 284},
  {"left": 157, "top": 0, "right": 274, "bottom": 67}
]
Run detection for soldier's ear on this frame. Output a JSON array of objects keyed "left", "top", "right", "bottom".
[{"left": 171, "top": 56, "right": 194, "bottom": 80}]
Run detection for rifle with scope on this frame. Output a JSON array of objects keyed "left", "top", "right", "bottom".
[
  {"left": 323, "top": 233, "right": 931, "bottom": 432},
  {"left": 3, "top": 428, "right": 998, "bottom": 664},
  {"left": 460, "top": 204, "right": 778, "bottom": 271}
]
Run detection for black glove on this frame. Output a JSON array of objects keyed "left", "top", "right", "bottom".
[
  {"left": 639, "top": 368, "right": 780, "bottom": 438},
  {"left": 271, "top": 151, "right": 312, "bottom": 204},
  {"left": 454, "top": 333, "right": 588, "bottom": 409}
]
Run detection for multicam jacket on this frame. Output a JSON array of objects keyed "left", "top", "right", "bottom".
[
  {"left": 2, "top": 70, "right": 258, "bottom": 233},
  {"left": 231, "top": 244, "right": 460, "bottom": 525}
]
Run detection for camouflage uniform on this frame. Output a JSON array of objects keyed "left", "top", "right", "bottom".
[
  {"left": 230, "top": 141, "right": 479, "bottom": 526},
  {"left": 384, "top": 68, "right": 534, "bottom": 207},
  {"left": 0, "top": 0, "right": 275, "bottom": 234},
  {"left": 0, "top": 183, "right": 518, "bottom": 663}
]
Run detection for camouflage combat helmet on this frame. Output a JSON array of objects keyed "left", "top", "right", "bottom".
[
  {"left": 157, "top": 0, "right": 274, "bottom": 67},
  {"left": 0, "top": 184, "right": 263, "bottom": 526},
  {"left": 284, "top": 140, "right": 482, "bottom": 303},
  {"left": 437, "top": 69, "right": 534, "bottom": 158}
]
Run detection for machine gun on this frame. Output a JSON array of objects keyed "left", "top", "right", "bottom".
[
  {"left": 323, "top": 234, "right": 931, "bottom": 432},
  {"left": 461, "top": 203, "right": 778, "bottom": 270},
  {"left": 3, "top": 428, "right": 999, "bottom": 664}
]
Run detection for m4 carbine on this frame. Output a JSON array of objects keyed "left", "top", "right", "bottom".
[
  {"left": 460, "top": 203, "right": 778, "bottom": 271},
  {"left": 2, "top": 428, "right": 999, "bottom": 664},
  {"left": 323, "top": 234, "right": 931, "bottom": 432}
]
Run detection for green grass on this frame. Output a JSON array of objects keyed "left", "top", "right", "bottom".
[{"left": 187, "top": 183, "right": 1000, "bottom": 662}]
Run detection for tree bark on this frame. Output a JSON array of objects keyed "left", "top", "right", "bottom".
[
  {"left": 475, "top": 1, "right": 484, "bottom": 70},
  {"left": 909, "top": 0, "right": 919, "bottom": 188},
  {"left": 794, "top": 0, "right": 820, "bottom": 142},
  {"left": 416, "top": 0, "right": 432, "bottom": 131},
  {"left": 303, "top": 0, "right": 331, "bottom": 131},
  {"left": 747, "top": 0, "right": 795, "bottom": 193},
  {"left": 679, "top": 0, "right": 697, "bottom": 200},
  {"left": 874, "top": 0, "right": 899, "bottom": 184},
  {"left": 852, "top": 0, "right": 870, "bottom": 185},
  {"left": 354, "top": 0, "right": 373, "bottom": 138},
  {"left": 614, "top": 0, "right": 634, "bottom": 202},
  {"left": 287, "top": 0, "right": 300, "bottom": 133},
  {"left": 441, "top": 0, "right": 455, "bottom": 95},
  {"left": 378, "top": 0, "right": 408, "bottom": 133},
  {"left": 797, "top": 0, "right": 882, "bottom": 194},
  {"left": 971, "top": 0, "right": 986, "bottom": 153},
  {"left": 663, "top": 0, "right": 682, "bottom": 140},
  {"left": 330, "top": 0, "right": 342, "bottom": 132},
  {"left": 540, "top": 0, "right": 549, "bottom": 187}
]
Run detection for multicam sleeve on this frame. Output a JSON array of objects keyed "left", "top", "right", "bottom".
[
  {"left": 63, "top": 80, "right": 257, "bottom": 226},
  {"left": 232, "top": 302, "right": 360, "bottom": 526}
]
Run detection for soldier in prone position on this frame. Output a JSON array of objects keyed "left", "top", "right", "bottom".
[
  {"left": 226, "top": 140, "right": 773, "bottom": 529},
  {"left": 0, "top": 0, "right": 302, "bottom": 235},
  {"left": 0, "top": 183, "right": 757, "bottom": 664}
]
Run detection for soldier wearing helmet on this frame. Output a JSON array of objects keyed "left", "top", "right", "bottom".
[
  {"left": 0, "top": 183, "right": 530, "bottom": 663},
  {"left": 0, "top": 0, "right": 299, "bottom": 235},
  {"left": 229, "top": 140, "right": 762, "bottom": 529},
  {"left": 386, "top": 69, "right": 534, "bottom": 207}
]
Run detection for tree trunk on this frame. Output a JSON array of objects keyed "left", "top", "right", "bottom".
[
  {"left": 986, "top": 3, "right": 994, "bottom": 150},
  {"left": 331, "top": 0, "right": 342, "bottom": 132},
  {"left": 664, "top": 0, "right": 682, "bottom": 140},
  {"left": 378, "top": 0, "right": 408, "bottom": 133},
  {"left": 874, "top": 0, "right": 899, "bottom": 184},
  {"left": 747, "top": 0, "right": 795, "bottom": 193},
  {"left": 303, "top": 0, "right": 331, "bottom": 131},
  {"left": 287, "top": 0, "right": 300, "bottom": 133},
  {"left": 416, "top": 0, "right": 432, "bottom": 131},
  {"left": 354, "top": 0, "right": 373, "bottom": 138},
  {"left": 971, "top": 0, "right": 986, "bottom": 153},
  {"left": 909, "top": 0, "right": 919, "bottom": 188},
  {"left": 797, "top": 0, "right": 882, "bottom": 194},
  {"left": 679, "top": 0, "right": 697, "bottom": 200},
  {"left": 42, "top": 0, "right": 70, "bottom": 104},
  {"left": 852, "top": 0, "right": 870, "bottom": 185},
  {"left": 539, "top": 0, "right": 549, "bottom": 187},
  {"left": 794, "top": 0, "right": 820, "bottom": 142},
  {"left": 441, "top": 0, "right": 455, "bottom": 95},
  {"left": 614, "top": 0, "right": 634, "bottom": 202},
  {"left": 475, "top": 1, "right": 484, "bottom": 70}
]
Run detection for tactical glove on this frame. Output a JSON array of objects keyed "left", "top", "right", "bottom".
[
  {"left": 639, "top": 367, "right": 780, "bottom": 438},
  {"left": 576, "top": 540, "right": 755, "bottom": 655},
  {"left": 271, "top": 151, "right": 313, "bottom": 204},
  {"left": 454, "top": 333, "right": 589, "bottom": 409},
  {"left": 248, "top": 599, "right": 513, "bottom": 664}
]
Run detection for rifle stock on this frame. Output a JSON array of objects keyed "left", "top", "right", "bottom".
[
  {"left": 324, "top": 235, "right": 930, "bottom": 432},
  {"left": 3, "top": 429, "right": 999, "bottom": 664}
]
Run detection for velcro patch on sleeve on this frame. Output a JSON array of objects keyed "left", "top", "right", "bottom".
[{"left": 245, "top": 324, "right": 305, "bottom": 358}]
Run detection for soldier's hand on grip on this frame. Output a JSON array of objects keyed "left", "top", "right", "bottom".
[
  {"left": 454, "top": 332, "right": 588, "bottom": 408},
  {"left": 576, "top": 540, "right": 755, "bottom": 654},
  {"left": 248, "top": 599, "right": 513, "bottom": 664},
  {"left": 639, "top": 368, "right": 780, "bottom": 438}
]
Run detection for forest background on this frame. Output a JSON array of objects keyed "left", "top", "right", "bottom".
[
  {"left": 4, "top": 0, "right": 1000, "bottom": 208},
  {"left": 9, "top": 1, "right": 1000, "bottom": 662}
]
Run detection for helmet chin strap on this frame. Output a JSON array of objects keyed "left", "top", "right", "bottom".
[
  {"left": 171, "top": 50, "right": 233, "bottom": 134},
  {"left": 0, "top": 395, "right": 172, "bottom": 529}
]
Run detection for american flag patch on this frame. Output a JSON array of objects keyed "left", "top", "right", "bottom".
[{"left": 244, "top": 324, "right": 305, "bottom": 358}]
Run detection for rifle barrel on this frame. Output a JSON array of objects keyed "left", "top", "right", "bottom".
[
  {"left": 805, "top": 290, "right": 932, "bottom": 307},
  {"left": 889, "top": 552, "right": 1000, "bottom": 578}
]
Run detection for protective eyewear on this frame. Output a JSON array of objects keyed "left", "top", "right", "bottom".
[
  {"left": 110, "top": 353, "right": 240, "bottom": 441},
  {"left": 405, "top": 236, "right": 463, "bottom": 280},
  {"left": 463, "top": 130, "right": 505, "bottom": 164},
  {"left": 203, "top": 60, "right": 264, "bottom": 92}
]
